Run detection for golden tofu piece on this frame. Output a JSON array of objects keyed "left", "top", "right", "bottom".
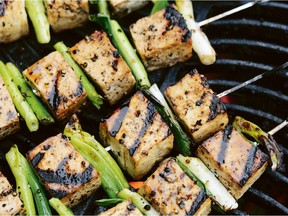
[
  {"left": 44, "top": 0, "right": 89, "bottom": 32},
  {"left": 196, "top": 125, "right": 269, "bottom": 199},
  {"left": 129, "top": 5, "right": 192, "bottom": 71},
  {"left": 23, "top": 51, "right": 87, "bottom": 122},
  {"left": 99, "top": 91, "right": 174, "bottom": 180},
  {"left": 165, "top": 70, "right": 228, "bottom": 143},
  {"left": 0, "top": 0, "right": 29, "bottom": 43},
  {"left": 0, "top": 172, "right": 23, "bottom": 215},
  {"left": 0, "top": 75, "right": 20, "bottom": 139},
  {"left": 69, "top": 31, "right": 136, "bottom": 105},
  {"left": 109, "top": 0, "right": 148, "bottom": 17},
  {"left": 98, "top": 199, "right": 143, "bottom": 216},
  {"left": 26, "top": 133, "right": 101, "bottom": 208},
  {"left": 138, "top": 158, "right": 211, "bottom": 216}
]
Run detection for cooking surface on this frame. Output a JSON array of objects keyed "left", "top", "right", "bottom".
[{"left": 0, "top": 1, "right": 287, "bottom": 214}]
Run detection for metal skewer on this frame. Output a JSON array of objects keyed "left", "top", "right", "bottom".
[
  {"left": 198, "top": 0, "right": 270, "bottom": 27},
  {"left": 217, "top": 62, "right": 288, "bottom": 98},
  {"left": 268, "top": 119, "right": 288, "bottom": 135}
]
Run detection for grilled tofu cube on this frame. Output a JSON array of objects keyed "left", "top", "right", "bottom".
[
  {"left": 0, "top": 75, "right": 20, "bottom": 139},
  {"left": 26, "top": 133, "right": 101, "bottom": 208},
  {"left": 99, "top": 91, "right": 174, "bottom": 180},
  {"left": 129, "top": 5, "right": 192, "bottom": 71},
  {"left": 196, "top": 125, "right": 269, "bottom": 199},
  {"left": 138, "top": 158, "right": 211, "bottom": 216},
  {"left": 109, "top": 0, "right": 148, "bottom": 17},
  {"left": 44, "top": 0, "right": 89, "bottom": 32},
  {"left": 0, "top": 172, "right": 23, "bottom": 215},
  {"left": 69, "top": 31, "right": 136, "bottom": 105},
  {"left": 0, "top": 0, "right": 29, "bottom": 43},
  {"left": 165, "top": 70, "right": 228, "bottom": 143},
  {"left": 23, "top": 51, "right": 87, "bottom": 122},
  {"left": 98, "top": 199, "right": 143, "bottom": 216}
]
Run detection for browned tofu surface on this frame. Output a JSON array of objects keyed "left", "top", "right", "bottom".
[
  {"left": 99, "top": 91, "right": 173, "bottom": 180},
  {"left": 26, "top": 133, "right": 101, "bottom": 208},
  {"left": 138, "top": 158, "right": 211, "bottom": 216},
  {"left": 69, "top": 31, "right": 136, "bottom": 105},
  {"left": 0, "top": 172, "right": 23, "bottom": 215},
  {"left": 98, "top": 199, "right": 143, "bottom": 216},
  {"left": 0, "top": 75, "right": 20, "bottom": 139},
  {"left": 196, "top": 125, "right": 269, "bottom": 199},
  {"left": 130, "top": 5, "right": 192, "bottom": 71},
  {"left": 109, "top": 0, "right": 148, "bottom": 17},
  {"left": 23, "top": 51, "right": 87, "bottom": 122},
  {"left": 0, "top": 0, "right": 29, "bottom": 43},
  {"left": 165, "top": 70, "right": 228, "bottom": 143},
  {"left": 44, "top": 0, "right": 89, "bottom": 32}
]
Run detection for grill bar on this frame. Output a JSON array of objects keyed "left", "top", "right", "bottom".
[{"left": 265, "top": 169, "right": 288, "bottom": 185}]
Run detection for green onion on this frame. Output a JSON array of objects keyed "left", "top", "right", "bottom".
[
  {"left": 5, "top": 62, "right": 54, "bottom": 125},
  {"left": 0, "top": 61, "right": 39, "bottom": 132},
  {"left": 95, "top": 198, "right": 124, "bottom": 207},
  {"left": 54, "top": 42, "right": 103, "bottom": 109},
  {"left": 49, "top": 198, "right": 74, "bottom": 216},
  {"left": 25, "top": 0, "right": 50, "bottom": 44},
  {"left": 233, "top": 116, "right": 283, "bottom": 171},
  {"left": 6, "top": 145, "right": 36, "bottom": 216},
  {"left": 151, "top": 0, "right": 168, "bottom": 14},
  {"left": 177, "top": 155, "right": 238, "bottom": 211}
]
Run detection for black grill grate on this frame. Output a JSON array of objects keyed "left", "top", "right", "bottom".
[{"left": 0, "top": 1, "right": 287, "bottom": 215}]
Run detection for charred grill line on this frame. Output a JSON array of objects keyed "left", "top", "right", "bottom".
[
  {"left": 187, "top": 190, "right": 208, "bottom": 215},
  {"left": 109, "top": 106, "right": 129, "bottom": 137},
  {"left": 217, "top": 125, "right": 232, "bottom": 165},
  {"left": 239, "top": 147, "right": 257, "bottom": 187}
]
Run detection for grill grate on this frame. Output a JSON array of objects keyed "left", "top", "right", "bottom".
[{"left": 0, "top": 1, "right": 287, "bottom": 215}]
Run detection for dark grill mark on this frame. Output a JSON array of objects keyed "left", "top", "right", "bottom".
[
  {"left": 109, "top": 106, "right": 129, "bottom": 137},
  {"left": 47, "top": 70, "right": 61, "bottom": 111},
  {"left": 72, "top": 81, "right": 84, "bottom": 98},
  {"left": 239, "top": 147, "right": 257, "bottom": 187},
  {"left": 217, "top": 125, "right": 233, "bottom": 165},
  {"left": 129, "top": 100, "right": 156, "bottom": 156},
  {"left": 164, "top": 6, "right": 191, "bottom": 42},
  {"left": 113, "top": 51, "right": 120, "bottom": 58},
  {"left": 187, "top": 190, "right": 208, "bottom": 215},
  {"left": 207, "top": 94, "right": 226, "bottom": 121},
  {"left": 112, "top": 60, "right": 118, "bottom": 71},
  {"left": 0, "top": 0, "right": 6, "bottom": 17},
  {"left": 49, "top": 188, "right": 69, "bottom": 199}
]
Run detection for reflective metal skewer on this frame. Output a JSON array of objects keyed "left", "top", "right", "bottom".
[
  {"left": 268, "top": 119, "right": 288, "bottom": 135},
  {"left": 198, "top": 0, "right": 270, "bottom": 27},
  {"left": 217, "top": 62, "right": 288, "bottom": 98}
]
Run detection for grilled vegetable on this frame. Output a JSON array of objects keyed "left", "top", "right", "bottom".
[
  {"left": 25, "top": 0, "right": 50, "bottom": 44},
  {"left": 0, "top": 171, "right": 23, "bottom": 216},
  {"left": 129, "top": 5, "right": 193, "bottom": 72},
  {"left": 151, "top": 0, "right": 168, "bottom": 14},
  {"left": 44, "top": 0, "right": 89, "bottom": 33},
  {"left": 99, "top": 91, "right": 174, "bottom": 180},
  {"left": 95, "top": 198, "right": 124, "bottom": 207},
  {"left": 6, "top": 145, "right": 36, "bottom": 216},
  {"left": 175, "top": 0, "right": 216, "bottom": 65},
  {"left": 0, "top": 61, "right": 39, "bottom": 132},
  {"left": 109, "top": 0, "right": 148, "bottom": 17},
  {"left": 22, "top": 51, "right": 87, "bottom": 122},
  {"left": 0, "top": 73, "right": 20, "bottom": 139},
  {"left": 196, "top": 125, "right": 269, "bottom": 200},
  {"left": 177, "top": 155, "right": 238, "bottom": 211},
  {"left": 165, "top": 70, "right": 228, "bottom": 143},
  {"left": 54, "top": 42, "right": 103, "bottom": 109},
  {"left": 233, "top": 116, "right": 283, "bottom": 171},
  {"left": 6, "top": 62, "right": 54, "bottom": 125},
  {"left": 138, "top": 158, "right": 211, "bottom": 215},
  {"left": 69, "top": 31, "right": 136, "bottom": 105},
  {"left": 49, "top": 198, "right": 74, "bottom": 216},
  {"left": 0, "top": 0, "right": 29, "bottom": 43}
]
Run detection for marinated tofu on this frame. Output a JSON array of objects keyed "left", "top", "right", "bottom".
[
  {"left": 129, "top": 5, "right": 192, "bottom": 71},
  {"left": 138, "top": 158, "right": 211, "bottom": 216},
  {"left": 69, "top": 31, "right": 136, "bottom": 105},
  {"left": 0, "top": 172, "right": 23, "bottom": 215},
  {"left": 109, "top": 0, "right": 148, "bottom": 17},
  {"left": 0, "top": 0, "right": 29, "bottom": 43},
  {"left": 99, "top": 91, "right": 174, "bottom": 180},
  {"left": 23, "top": 51, "right": 87, "bottom": 122},
  {"left": 26, "top": 133, "right": 101, "bottom": 208},
  {"left": 44, "top": 0, "right": 89, "bottom": 32},
  {"left": 196, "top": 125, "right": 269, "bottom": 199},
  {"left": 0, "top": 75, "right": 20, "bottom": 140},
  {"left": 98, "top": 199, "right": 143, "bottom": 216},
  {"left": 165, "top": 70, "right": 228, "bottom": 143}
]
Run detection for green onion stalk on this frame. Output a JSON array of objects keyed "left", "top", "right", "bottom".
[
  {"left": 6, "top": 62, "right": 54, "bottom": 125},
  {"left": 89, "top": 0, "right": 194, "bottom": 156},
  {"left": 0, "top": 61, "right": 39, "bottom": 132},
  {"left": 49, "top": 198, "right": 74, "bottom": 216},
  {"left": 233, "top": 116, "right": 283, "bottom": 171}
]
